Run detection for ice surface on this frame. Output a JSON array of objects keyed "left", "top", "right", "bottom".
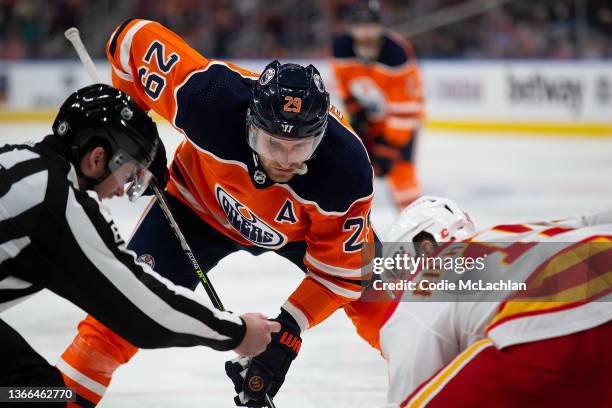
[{"left": 2, "top": 122, "right": 611, "bottom": 407}]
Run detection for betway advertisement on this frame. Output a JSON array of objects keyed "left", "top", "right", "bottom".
[{"left": 1, "top": 60, "right": 611, "bottom": 128}]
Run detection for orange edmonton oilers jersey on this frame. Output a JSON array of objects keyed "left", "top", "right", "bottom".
[
  {"left": 331, "top": 30, "right": 424, "bottom": 147},
  {"left": 106, "top": 19, "right": 376, "bottom": 331}
]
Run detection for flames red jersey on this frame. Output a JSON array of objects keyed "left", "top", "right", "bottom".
[
  {"left": 331, "top": 30, "right": 424, "bottom": 147},
  {"left": 381, "top": 211, "right": 612, "bottom": 403},
  {"left": 106, "top": 19, "right": 376, "bottom": 330}
]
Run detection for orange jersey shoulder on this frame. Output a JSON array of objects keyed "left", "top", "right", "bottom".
[
  {"left": 105, "top": 19, "right": 377, "bottom": 330},
  {"left": 331, "top": 30, "right": 424, "bottom": 141}
]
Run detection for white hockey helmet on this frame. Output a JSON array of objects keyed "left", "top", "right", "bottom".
[{"left": 386, "top": 196, "right": 476, "bottom": 245}]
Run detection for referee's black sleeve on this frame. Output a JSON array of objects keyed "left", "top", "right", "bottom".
[
  {"left": 0, "top": 144, "right": 245, "bottom": 351},
  {"left": 51, "top": 185, "right": 245, "bottom": 351}
]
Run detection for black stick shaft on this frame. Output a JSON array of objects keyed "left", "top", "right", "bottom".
[{"left": 150, "top": 182, "right": 277, "bottom": 408}]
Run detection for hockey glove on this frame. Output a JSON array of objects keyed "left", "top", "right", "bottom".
[
  {"left": 225, "top": 310, "right": 301, "bottom": 407},
  {"left": 142, "top": 140, "right": 169, "bottom": 195},
  {"left": 344, "top": 96, "right": 370, "bottom": 140},
  {"left": 369, "top": 134, "right": 401, "bottom": 176}
]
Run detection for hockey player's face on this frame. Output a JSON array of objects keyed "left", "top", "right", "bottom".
[
  {"left": 250, "top": 127, "right": 316, "bottom": 182},
  {"left": 259, "top": 154, "right": 303, "bottom": 182},
  {"left": 351, "top": 23, "right": 382, "bottom": 44}
]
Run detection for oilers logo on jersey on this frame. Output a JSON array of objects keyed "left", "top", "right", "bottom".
[
  {"left": 348, "top": 77, "right": 387, "bottom": 119},
  {"left": 106, "top": 18, "right": 376, "bottom": 329},
  {"left": 136, "top": 253, "right": 155, "bottom": 269},
  {"left": 216, "top": 185, "right": 287, "bottom": 248}
]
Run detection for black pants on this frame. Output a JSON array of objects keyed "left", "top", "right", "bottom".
[
  {"left": 128, "top": 194, "right": 308, "bottom": 290},
  {"left": 0, "top": 318, "right": 66, "bottom": 407}
]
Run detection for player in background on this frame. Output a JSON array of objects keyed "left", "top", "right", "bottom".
[
  {"left": 331, "top": 0, "right": 425, "bottom": 208},
  {"left": 378, "top": 197, "right": 612, "bottom": 407},
  {"left": 0, "top": 84, "right": 278, "bottom": 405},
  {"left": 57, "top": 19, "right": 387, "bottom": 408}
]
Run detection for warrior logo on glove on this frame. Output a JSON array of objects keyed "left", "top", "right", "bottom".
[
  {"left": 249, "top": 376, "right": 265, "bottom": 392},
  {"left": 226, "top": 311, "right": 302, "bottom": 407}
]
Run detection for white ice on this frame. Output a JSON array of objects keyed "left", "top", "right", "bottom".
[{"left": 2, "top": 122, "right": 612, "bottom": 407}]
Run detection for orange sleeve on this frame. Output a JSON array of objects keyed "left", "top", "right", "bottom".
[
  {"left": 57, "top": 315, "right": 138, "bottom": 406},
  {"left": 284, "top": 197, "right": 376, "bottom": 331},
  {"left": 331, "top": 59, "right": 352, "bottom": 102},
  {"left": 105, "top": 18, "right": 256, "bottom": 124},
  {"left": 382, "top": 35, "right": 425, "bottom": 147}
]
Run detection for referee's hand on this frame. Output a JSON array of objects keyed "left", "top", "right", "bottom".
[{"left": 234, "top": 313, "right": 280, "bottom": 357}]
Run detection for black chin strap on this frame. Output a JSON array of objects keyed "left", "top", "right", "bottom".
[
  {"left": 71, "top": 150, "right": 112, "bottom": 190},
  {"left": 75, "top": 166, "right": 110, "bottom": 190}
]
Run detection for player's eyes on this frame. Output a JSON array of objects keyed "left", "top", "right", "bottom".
[{"left": 293, "top": 143, "right": 309, "bottom": 151}]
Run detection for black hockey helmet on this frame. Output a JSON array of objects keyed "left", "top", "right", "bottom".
[
  {"left": 53, "top": 83, "right": 159, "bottom": 199},
  {"left": 345, "top": 0, "right": 382, "bottom": 24},
  {"left": 246, "top": 61, "right": 330, "bottom": 163}
]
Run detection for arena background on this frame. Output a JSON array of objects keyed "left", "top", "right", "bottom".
[{"left": 1, "top": 1, "right": 611, "bottom": 407}]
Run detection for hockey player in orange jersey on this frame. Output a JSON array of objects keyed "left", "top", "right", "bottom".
[
  {"left": 57, "top": 18, "right": 388, "bottom": 408},
  {"left": 331, "top": 1, "right": 425, "bottom": 208},
  {"left": 378, "top": 197, "right": 612, "bottom": 407}
]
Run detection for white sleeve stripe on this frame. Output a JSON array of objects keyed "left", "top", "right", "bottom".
[
  {"left": 282, "top": 301, "right": 310, "bottom": 332},
  {"left": 64, "top": 187, "right": 238, "bottom": 341},
  {"left": 56, "top": 359, "right": 107, "bottom": 396},
  {"left": 112, "top": 64, "right": 133, "bottom": 82},
  {"left": 0, "top": 237, "right": 31, "bottom": 265},
  {"left": 170, "top": 177, "right": 208, "bottom": 215},
  {"left": 124, "top": 246, "right": 242, "bottom": 324},
  {"left": 0, "top": 275, "right": 32, "bottom": 290},
  {"left": 306, "top": 273, "right": 361, "bottom": 299},
  {"left": 388, "top": 102, "right": 423, "bottom": 114},
  {"left": 305, "top": 252, "right": 363, "bottom": 278},
  {"left": 0, "top": 234, "right": 31, "bottom": 261},
  {"left": 0, "top": 149, "right": 39, "bottom": 169},
  {"left": 0, "top": 294, "right": 34, "bottom": 313},
  {"left": 387, "top": 117, "right": 421, "bottom": 130},
  {"left": 487, "top": 302, "right": 612, "bottom": 349},
  {"left": 119, "top": 20, "right": 152, "bottom": 74},
  {"left": 0, "top": 171, "right": 47, "bottom": 219}
]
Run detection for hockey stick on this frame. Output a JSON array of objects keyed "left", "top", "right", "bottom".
[
  {"left": 64, "top": 27, "right": 276, "bottom": 408},
  {"left": 64, "top": 26, "right": 224, "bottom": 308}
]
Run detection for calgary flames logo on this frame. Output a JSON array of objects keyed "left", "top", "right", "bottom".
[{"left": 216, "top": 185, "right": 286, "bottom": 249}]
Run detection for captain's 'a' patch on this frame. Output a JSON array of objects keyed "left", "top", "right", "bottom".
[{"left": 275, "top": 199, "right": 298, "bottom": 224}]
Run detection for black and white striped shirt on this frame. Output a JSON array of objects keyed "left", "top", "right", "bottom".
[{"left": 0, "top": 139, "right": 245, "bottom": 350}]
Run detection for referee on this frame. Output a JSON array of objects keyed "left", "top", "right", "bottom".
[{"left": 0, "top": 84, "right": 278, "bottom": 404}]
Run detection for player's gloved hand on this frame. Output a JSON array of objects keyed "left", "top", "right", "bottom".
[
  {"left": 370, "top": 134, "right": 401, "bottom": 177},
  {"left": 344, "top": 96, "right": 370, "bottom": 140},
  {"left": 225, "top": 310, "right": 301, "bottom": 407},
  {"left": 142, "top": 140, "right": 169, "bottom": 195},
  {"left": 349, "top": 107, "right": 370, "bottom": 140}
]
